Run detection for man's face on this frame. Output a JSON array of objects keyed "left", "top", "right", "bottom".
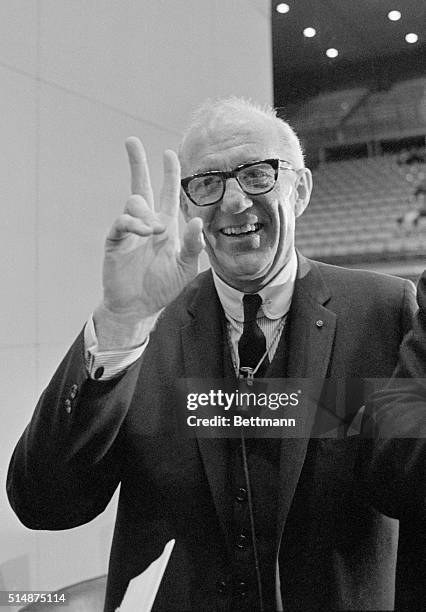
[{"left": 180, "top": 117, "right": 311, "bottom": 292}]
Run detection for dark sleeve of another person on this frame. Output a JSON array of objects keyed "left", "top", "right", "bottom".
[{"left": 363, "top": 271, "right": 426, "bottom": 519}]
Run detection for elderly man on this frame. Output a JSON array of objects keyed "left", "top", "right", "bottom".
[{"left": 7, "top": 98, "right": 423, "bottom": 611}]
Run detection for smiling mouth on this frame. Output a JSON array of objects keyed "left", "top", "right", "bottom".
[{"left": 220, "top": 222, "right": 263, "bottom": 236}]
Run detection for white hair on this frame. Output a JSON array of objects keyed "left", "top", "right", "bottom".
[{"left": 179, "top": 96, "right": 305, "bottom": 169}]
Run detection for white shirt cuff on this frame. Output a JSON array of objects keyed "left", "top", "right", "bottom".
[{"left": 84, "top": 316, "right": 149, "bottom": 380}]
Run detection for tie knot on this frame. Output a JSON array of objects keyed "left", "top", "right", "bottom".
[{"left": 242, "top": 294, "right": 262, "bottom": 323}]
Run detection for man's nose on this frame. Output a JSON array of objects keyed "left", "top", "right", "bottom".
[{"left": 219, "top": 178, "right": 253, "bottom": 214}]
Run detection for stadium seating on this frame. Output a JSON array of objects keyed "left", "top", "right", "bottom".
[
  {"left": 296, "top": 153, "right": 426, "bottom": 263},
  {"left": 289, "top": 87, "right": 367, "bottom": 133},
  {"left": 342, "top": 78, "right": 426, "bottom": 141},
  {"left": 287, "top": 77, "right": 426, "bottom": 145}
]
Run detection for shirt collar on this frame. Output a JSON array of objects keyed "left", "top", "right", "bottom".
[{"left": 212, "top": 249, "right": 297, "bottom": 322}]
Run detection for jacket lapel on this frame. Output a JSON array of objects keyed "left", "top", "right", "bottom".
[
  {"left": 276, "top": 254, "right": 337, "bottom": 543},
  {"left": 180, "top": 272, "right": 232, "bottom": 546},
  {"left": 286, "top": 254, "right": 336, "bottom": 379}
]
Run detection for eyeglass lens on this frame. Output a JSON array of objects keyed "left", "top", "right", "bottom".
[{"left": 188, "top": 162, "right": 277, "bottom": 205}]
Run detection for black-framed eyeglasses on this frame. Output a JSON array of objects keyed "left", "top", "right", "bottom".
[{"left": 181, "top": 158, "right": 295, "bottom": 207}]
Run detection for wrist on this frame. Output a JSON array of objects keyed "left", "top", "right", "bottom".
[{"left": 93, "top": 302, "right": 161, "bottom": 350}]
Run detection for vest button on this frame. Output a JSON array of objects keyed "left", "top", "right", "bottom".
[
  {"left": 235, "top": 487, "right": 247, "bottom": 503},
  {"left": 69, "top": 383, "right": 78, "bottom": 399},
  {"left": 216, "top": 579, "right": 227, "bottom": 594},
  {"left": 235, "top": 580, "right": 248, "bottom": 597},
  {"left": 236, "top": 531, "right": 249, "bottom": 549}
]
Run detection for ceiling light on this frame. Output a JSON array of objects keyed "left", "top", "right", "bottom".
[
  {"left": 276, "top": 3, "right": 290, "bottom": 13},
  {"left": 388, "top": 10, "right": 401, "bottom": 21},
  {"left": 326, "top": 48, "right": 339, "bottom": 58},
  {"left": 405, "top": 33, "right": 418, "bottom": 43},
  {"left": 303, "top": 27, "right": 316, "bottom": 38}
]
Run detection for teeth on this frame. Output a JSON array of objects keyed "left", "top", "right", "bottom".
[{"left": 221, "top": 223, "right": 260, "bottom": 236}]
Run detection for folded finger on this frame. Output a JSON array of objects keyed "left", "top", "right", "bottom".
[{"left": 124, "top": 195, "right": 166, "bottom": 233}]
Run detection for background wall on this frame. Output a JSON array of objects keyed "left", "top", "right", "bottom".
[{"left": 0, "top": 0, "right": 272, "bottom": 597}]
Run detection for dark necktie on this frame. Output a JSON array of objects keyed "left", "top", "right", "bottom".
[{"left": 238, "top": 294, "right": 269, "bottom": 379}]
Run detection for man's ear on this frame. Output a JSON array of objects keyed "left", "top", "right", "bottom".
[{"left": 294, "top": 168, "right": 313, "bottom": 218}]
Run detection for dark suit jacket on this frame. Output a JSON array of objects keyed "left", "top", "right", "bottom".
[
  {"left": 364, "top": 271, "right": 426, "bottom": 611},
  {"left": 7, "top": 256, "right": 421, "bottom": 611}
]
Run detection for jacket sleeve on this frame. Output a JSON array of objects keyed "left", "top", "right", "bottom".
[
  {"left": 363, "top": 272, "right": 426, "bottom": 519},
  {"left": 6, "top": 330, "right": 143, "bottom": 530}
]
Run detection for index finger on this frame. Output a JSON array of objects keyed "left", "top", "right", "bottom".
[{"left": 125, "top": 137, "right": 154, "bottom": 209}]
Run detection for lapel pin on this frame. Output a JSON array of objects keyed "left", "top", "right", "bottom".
[{"left": 316, "top": 320, "right": 324, "bottom": 328}]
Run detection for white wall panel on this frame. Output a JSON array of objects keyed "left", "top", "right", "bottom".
[
  {"left": 36, "top": 83, "right": 182, "bottom": 345},
  {"left": 0, "top": 1, "right": 38, "bottom": 75},
  {"left": 0, "top": 68, "right": 38, "bottom": 345},
  {"left": 39, "top": 0, "right": 271, "bottom": 130}
]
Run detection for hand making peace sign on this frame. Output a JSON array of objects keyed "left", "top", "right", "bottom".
[{"left": 101, "top": 137, "right": 204, "bottom": 321}]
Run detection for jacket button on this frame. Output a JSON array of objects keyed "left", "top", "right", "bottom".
[
  {"left": 216, "top": 579, "right": 227, "bottom": 594},
  {"left": 69, "top": 384, "right": 78, "bottom": 399},
  {"left": 94, "top": 366, "right": 104, "bottom": 379},
  {"left": 235, "top": 580, "right": 248, "bottom": 597},
  {"left": 64, "top": 399, "right": 72, "bottom": 414},
  {"left": 236, "top": 531, "right": 249, "bottom": 550},
  {"left": 235, "top": 487, "right": 247, "bottom": 503}
]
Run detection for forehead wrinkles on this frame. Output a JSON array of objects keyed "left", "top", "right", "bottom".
[{"left": 181, "top": 119, "right": 280, "bottom": 173}]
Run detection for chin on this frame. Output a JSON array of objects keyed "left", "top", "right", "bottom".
[{"left": 220, "top": 257, "right": 273, "bottom": 283}]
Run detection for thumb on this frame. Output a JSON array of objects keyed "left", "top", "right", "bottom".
[{"left": 179, "top": 217, "right": 205, "bottom": 265}]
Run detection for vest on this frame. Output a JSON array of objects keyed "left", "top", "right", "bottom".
[{"left": 220, "top": 313, "right": 291, "bottom": 611}]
